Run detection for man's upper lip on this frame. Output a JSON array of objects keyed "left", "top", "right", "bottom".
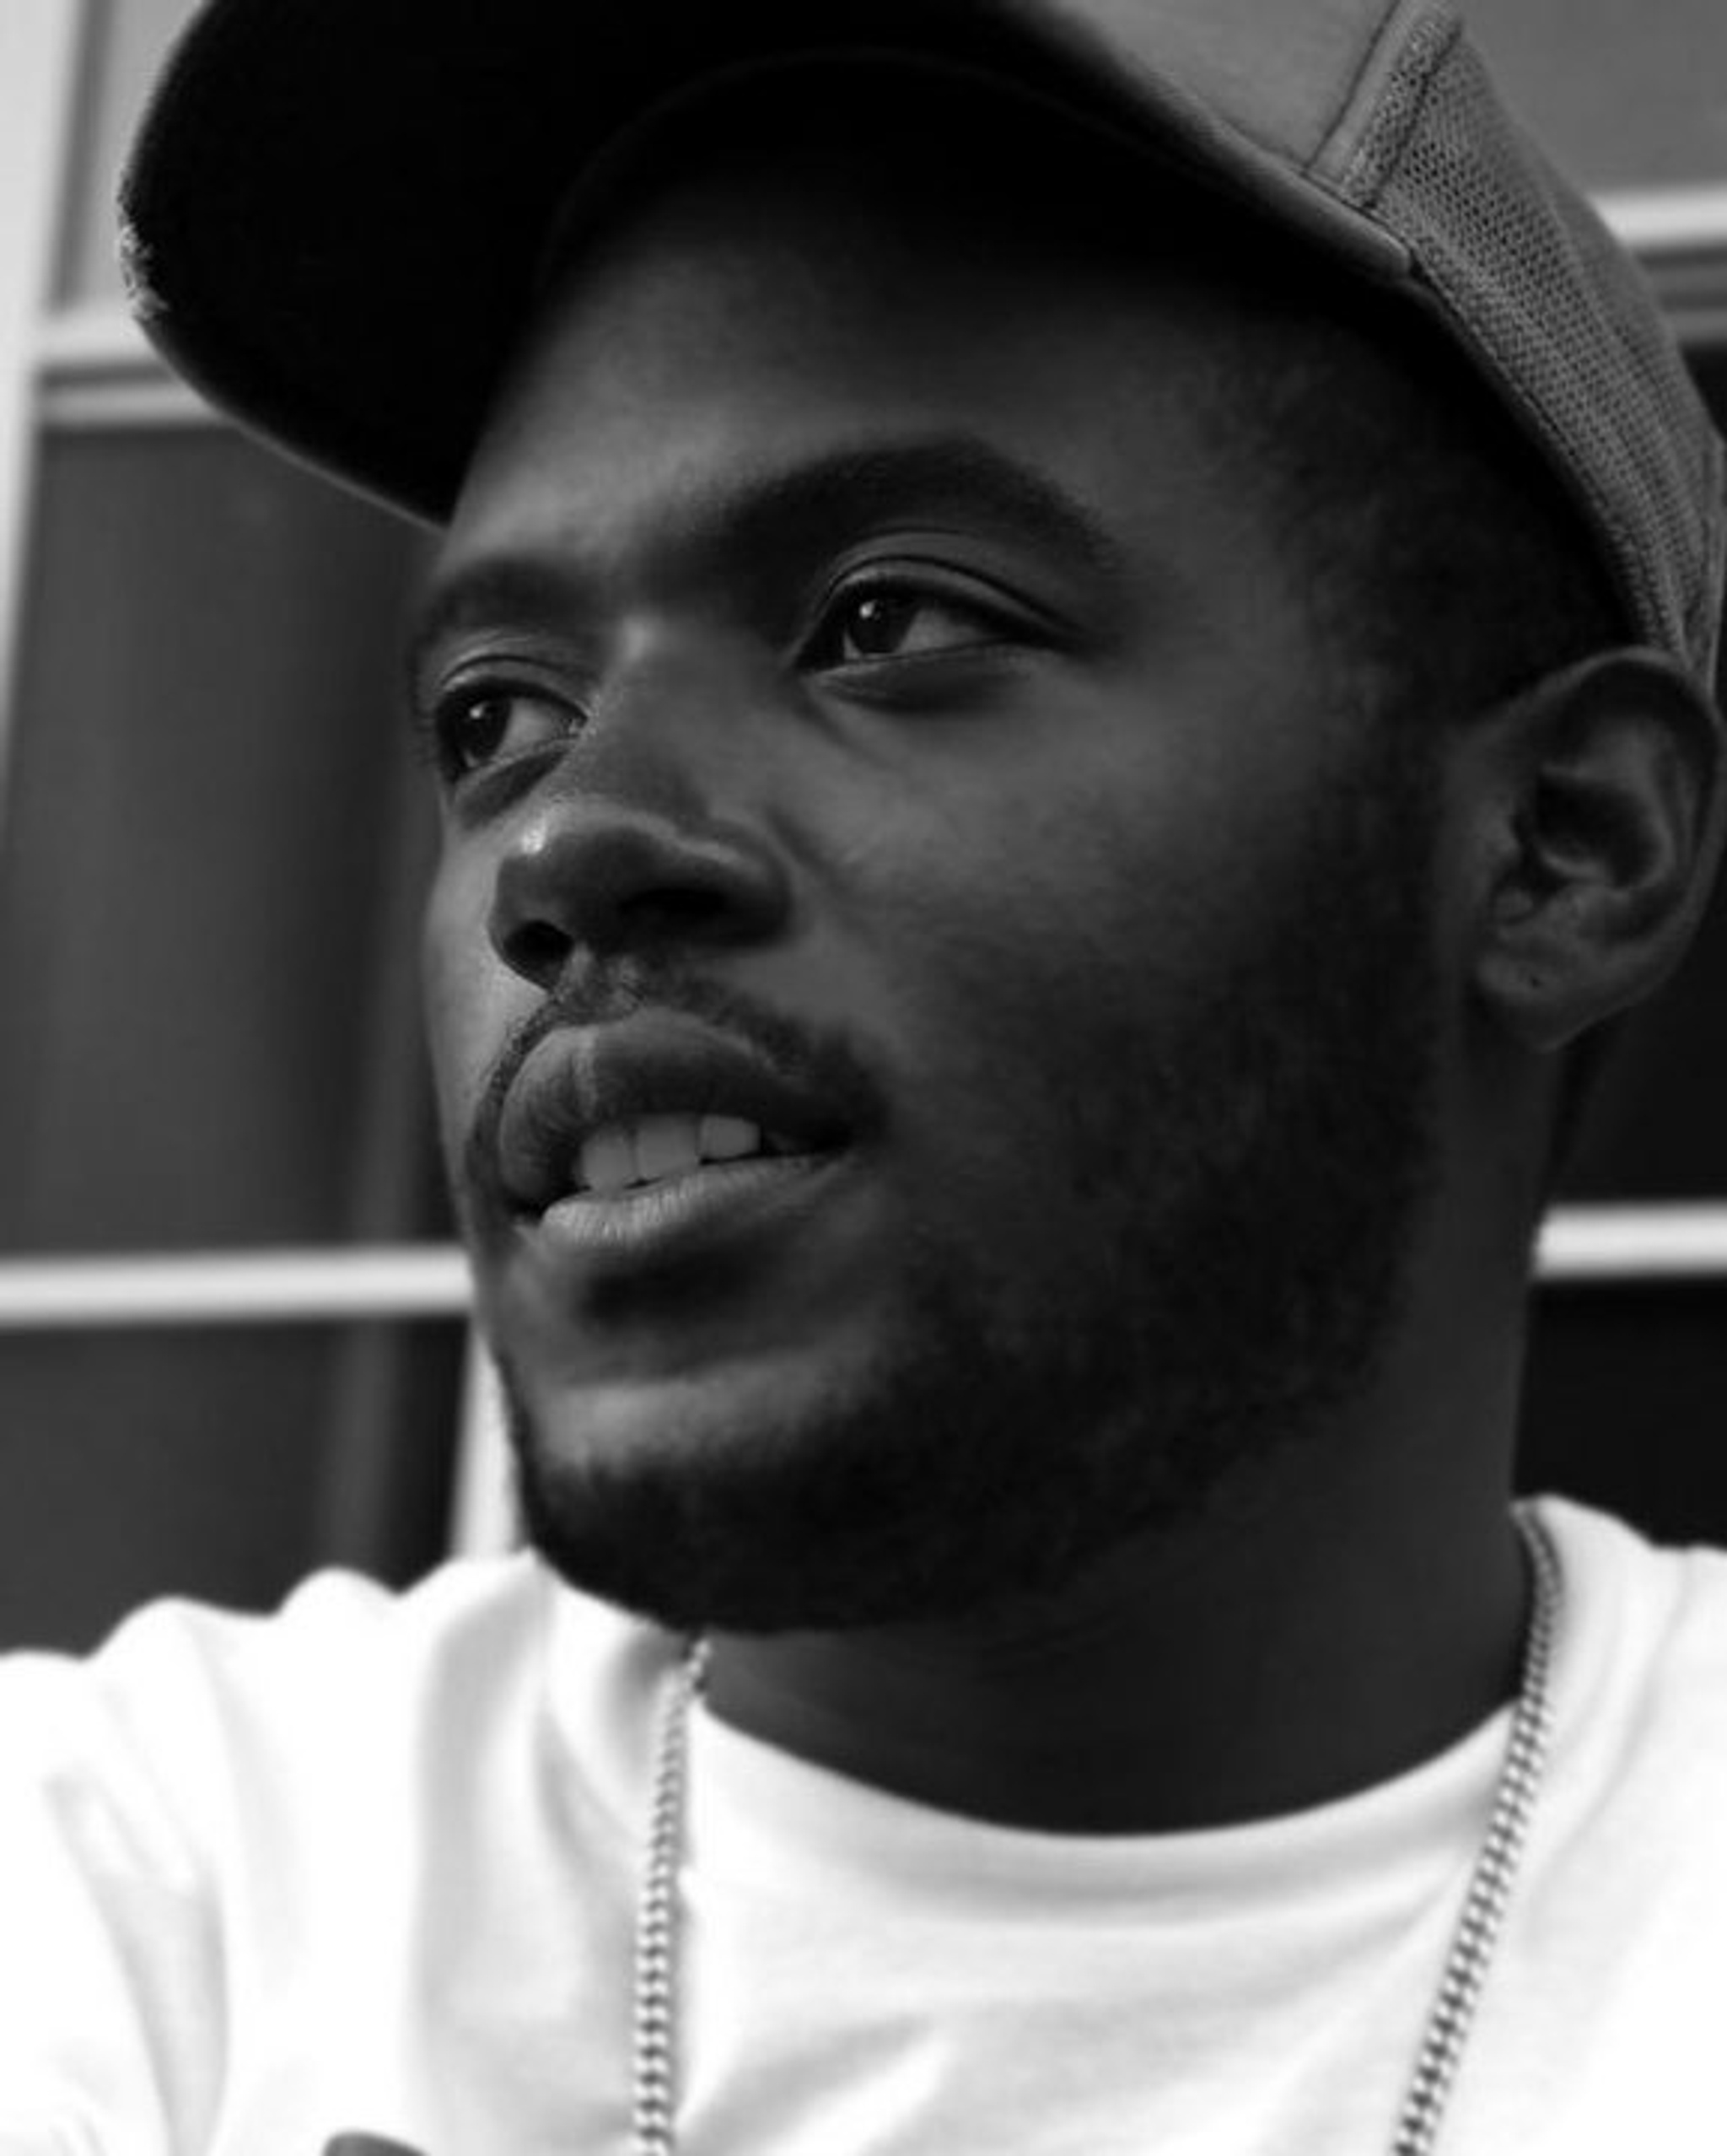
[{"left": 493, "top": 1012, "right": 854, "bottom": 1212}]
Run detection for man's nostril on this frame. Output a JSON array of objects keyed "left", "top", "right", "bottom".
[{"left": 505, "top": 920, "right": 573, "bottom": 984}]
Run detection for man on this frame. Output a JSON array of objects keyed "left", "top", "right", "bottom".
[{"left": 3, "top": 0, "right": 1724, "bottom": 2149}]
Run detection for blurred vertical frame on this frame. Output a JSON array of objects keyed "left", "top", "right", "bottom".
[{"left": 0, "top": 0, "right": 83, "bottom": 811}]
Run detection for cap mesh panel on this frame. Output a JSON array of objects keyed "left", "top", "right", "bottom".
[{"left": 1340, "top": 17, "right": 1725, "bottom": 683}]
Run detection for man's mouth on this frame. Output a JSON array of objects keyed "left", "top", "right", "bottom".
[
  {"left": 523, "top": 1122, "right": 852, "bottom": 1280},
  {"left": 571, "top": 1112, "right": 813, "bottom": 1198},
  {"left": 480, "top": 1012, "right": 864, "bottom": 1275}
]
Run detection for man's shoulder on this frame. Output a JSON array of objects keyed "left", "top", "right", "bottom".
[
  {"left": 1536, "top": 1491, "right": 1727, "bottom": 1766},
  {"left": 1, "top": 1553, "right": 543, "bottom": 1722},
  {"left": 0, "top": 1554, "right": 668, "bottom": 1834},
  {"left": 1539, "top": 1490, "right": 1727, "bottom": 1629},
  {"left": 0, "top": 1562, "right": 675, "bottom": 2143}
]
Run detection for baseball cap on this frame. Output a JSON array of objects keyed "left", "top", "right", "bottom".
[{"left": 119, "top": 0, "right": 1726, "bottom": 687}]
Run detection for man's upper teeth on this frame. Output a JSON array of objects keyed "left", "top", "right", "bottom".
[{"left": 576, "top": 1113, "right": 796, "bottom": 1194}]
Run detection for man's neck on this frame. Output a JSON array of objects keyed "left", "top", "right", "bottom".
[{"left": 702, "top": 1443, "right": 1528, "bottom": 1835}]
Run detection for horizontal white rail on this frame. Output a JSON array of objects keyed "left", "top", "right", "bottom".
[
  {"left": 31, "top": 300, "right": 155, "bottom": 374},
  {"left": 0, "top": 1245, "right": 471, "bottom": 1328},
  {"left": 37, "top": 374, "right": 212, "bottom": 428},
  {"left": 1536, "top": 1203, "right": 1727, "bottom": 1282},
  {"left": 0, "top": 1207, "right": 1715, "bottom": 1330},
  {"left": 1597, "top": 185, "right": 1727, "bottom": 256}
]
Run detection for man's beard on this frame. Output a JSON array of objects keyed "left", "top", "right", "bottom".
[{"left": 498, "top": 721, "right": 1445, "bottom": 1635}]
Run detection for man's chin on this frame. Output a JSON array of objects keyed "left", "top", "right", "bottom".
[
  {"left": 493, "top": 1313, "right": 1299, "bottom": 1637},
  {"left": 496, "top": 1336, "right": 950, "bottom": 1633}
]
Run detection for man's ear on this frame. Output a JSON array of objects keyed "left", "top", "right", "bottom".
[{"left": 1470, "top": 649, "right": 1724, "bottom": 1054}]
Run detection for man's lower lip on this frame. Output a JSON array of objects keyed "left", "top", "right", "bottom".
[{"left": 512, "top": 1151, "right": 848, "bottom": 1270}]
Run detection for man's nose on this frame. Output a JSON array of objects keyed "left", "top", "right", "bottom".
[{"left": 486, "top": 785, "right": 793, "bottom": 989}]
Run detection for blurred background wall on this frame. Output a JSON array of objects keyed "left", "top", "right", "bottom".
[{"left": 0, "top": 0, "right": 1722, "bottom": 1650}]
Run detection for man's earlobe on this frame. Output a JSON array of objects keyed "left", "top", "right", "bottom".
[{"left": 1471, "top": 649, "right": 1724, "bottom": 1053}]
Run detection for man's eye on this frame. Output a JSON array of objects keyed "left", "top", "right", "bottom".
[
  {"left": 811, "top": 585, "right": 1004, "bottom": 668},
  {"left": 432, "top": 687, "right": 573, "bottom": 778}
]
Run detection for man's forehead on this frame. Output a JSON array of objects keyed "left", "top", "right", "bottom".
[
  {"left": 463, "top": 108, "right": 1287, "bottom": 474},
  {"left": 530, "top": 54, "right": 1260, "bottom": 313},
  {"left": 472, "top": 78, "right": 1321, "bottom": 526}
]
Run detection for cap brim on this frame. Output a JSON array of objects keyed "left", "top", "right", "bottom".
[{"left": 121, "top": 0, "right": 1408, "bottom": 525}]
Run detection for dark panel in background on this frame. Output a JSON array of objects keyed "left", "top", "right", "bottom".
[
  {"left": 1558, "top": 879, "right": 1727, "bottom": 1202},
  {"left": 1520, "top": 1287, "right": 1727, "bottom": 1545},
  {"left": 0, "top": 423, "right": 449, "bottom": 1253},
  {"left": 0, "top": 426, "right": 464, "bottom": 1647},
  {"left": 0, "top": 1318, "right": 467, "bottom": 1653}
]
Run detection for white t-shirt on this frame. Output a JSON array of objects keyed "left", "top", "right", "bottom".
[{"left": 1, "top": 1495, "right": 1724, "bottom": 2154}]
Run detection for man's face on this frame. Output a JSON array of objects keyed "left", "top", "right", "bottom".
[{"left": 416, "top": 111, "right": 1444, "bottom": 1632}]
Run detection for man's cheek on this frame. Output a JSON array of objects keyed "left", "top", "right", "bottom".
[{"left": 419, "top": 871, "right": 509, "bottom": 1164}]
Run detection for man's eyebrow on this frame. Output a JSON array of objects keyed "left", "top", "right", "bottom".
[
  {"left": 707, "top": 434, "right": 1131, "bottom": 583},
  {"left": 405, "top": 554, "right": 584, "bottom": 698},
  {"left": 406, "top": 432, "right": 1127, "bottom": 683}
]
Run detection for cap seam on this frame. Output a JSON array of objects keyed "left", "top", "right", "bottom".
[
  {"left": 1300, "top": 0, "right": 1433, "bottom": 193},
  {"left": 1332, "top": 3, "right": 1461, "bottom": 213}
]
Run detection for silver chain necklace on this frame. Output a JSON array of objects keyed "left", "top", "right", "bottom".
[{"left": 632, "top": 1505, "right": 1560, "bottom": 2156}]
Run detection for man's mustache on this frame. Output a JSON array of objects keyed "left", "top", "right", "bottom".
[{"left": 460, "top": 963, "right": 882, "bottom": 1209}]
